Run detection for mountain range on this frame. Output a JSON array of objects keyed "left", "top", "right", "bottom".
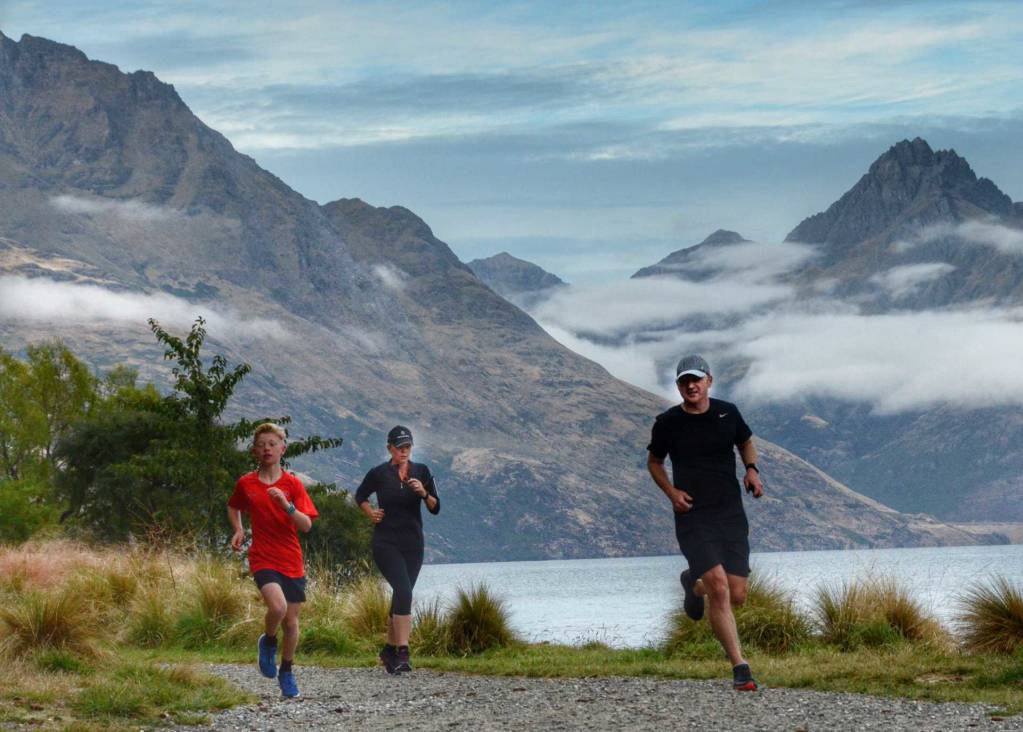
[{"left": 0, "top": 32, "right": 1004, "bottom": 560}]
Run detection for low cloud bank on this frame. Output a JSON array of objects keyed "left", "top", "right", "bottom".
[
  {"left": 869, "top": 262, "right": 955, "bottom": 298},
  {"left": 50, "top": 195, "right": 179, "bottom": 222},
  {"left": 529, "top": 235, "right": 1023, "bottom": 413},
  {"left": 0, "top": 275, "right": 285, "bottom": 340}
]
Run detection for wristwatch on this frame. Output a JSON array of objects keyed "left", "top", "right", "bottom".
[
  {"left": 744, "top": 463, "right": 759, "bottom": 474},
  {"left": 286, "top": 502, "right": 297, "bottom": 515}
]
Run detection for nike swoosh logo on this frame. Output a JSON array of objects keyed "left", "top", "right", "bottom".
[{"left": 718, "top": 413, "right": 728, "bottom": 418}]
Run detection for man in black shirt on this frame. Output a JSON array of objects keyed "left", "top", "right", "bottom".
[{"left": 647, "top": 354, "right": 764, "bottom": 691}]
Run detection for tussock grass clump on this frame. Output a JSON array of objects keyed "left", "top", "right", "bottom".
[
  {"left": 735, "top": 575, "right": 812, "bottom": 653},
  {"left": 412, "top": 598, "right": 451, "bottom": 656},
  {"left": 175, "top": 560, "right": 251, "bottom": 648},
  {"left": 127, "top": 585, "right": 178, "bottom": 648},
  {"left": 447, "top": 583, "right": 516, "bottom": 655},
  {"left": 300, "top": 582, "right": 360, "bottom": 655},
  {"left": 664, "top": 573, "right": 810, "bottom": 656},
  {"left": 815, "top": 577, "right": 947, "bottom": 650},
  {"left": 0, "top": 588, "right": 100, "bottom": 659},
  {"left": 958, "top": 576, "right": 1023, "bottom": 655},
  {"left": 342, "top": 576, "right": 390, "bottom": 640}
]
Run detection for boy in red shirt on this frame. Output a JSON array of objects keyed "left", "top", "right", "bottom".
[{"left": 228, "top": 423, "right": 318, "bottom": 699}]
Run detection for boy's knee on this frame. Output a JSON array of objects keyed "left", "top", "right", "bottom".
[
  {"left": 266, "top": 601, "right": 287, "bottom": 620},
  {"left": 730, "top": 588, "right": 747, "bottom": 607},
  {"left": 283, "top": 616, "right": 300, "bottom": 634}
]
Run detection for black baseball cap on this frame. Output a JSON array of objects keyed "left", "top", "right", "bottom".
[
  {"left": 387, "top": 425, "right": 413, "bottom": 447},
  {"left": 675, "top": 354, "right": 711, "bottom": 381}
]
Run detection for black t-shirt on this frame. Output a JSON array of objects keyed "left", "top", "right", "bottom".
[
  {"left": 647, "top": 398, "right": 753, "bottom": 511},
  {"left": 354, "top": 461, "right": 440, "bottom": 539}
]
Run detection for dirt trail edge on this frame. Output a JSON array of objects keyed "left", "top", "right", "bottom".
[{"left": 185, "top": 664, "right": 1022, "bottom": 731}]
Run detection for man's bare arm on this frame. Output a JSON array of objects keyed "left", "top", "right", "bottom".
[{"left": 737, "top": 439, "right": 764, "bottom": 498}]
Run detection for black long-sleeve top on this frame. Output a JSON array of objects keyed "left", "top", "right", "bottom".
[{"left": 354, "top": 461, "right": 440, "bottom": 540}]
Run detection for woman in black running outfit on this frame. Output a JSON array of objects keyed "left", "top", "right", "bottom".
[{"left": 355, "top": 425, "right": 440, "bottom": 674}]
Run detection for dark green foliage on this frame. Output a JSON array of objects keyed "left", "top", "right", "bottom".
[
  {"left": 301, "top": 484, "right": 374, "bottom": 572},
  {"left": 0, "top": 478, "right": 58, "bottom": 543},
  {"left": 52, "top": 317, "right": 351, "bottom": 550}
]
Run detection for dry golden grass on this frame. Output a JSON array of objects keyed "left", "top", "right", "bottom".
[
  {"left": 958, "top": 576, "right": 1023, "bottom": 654},
  {"left": 411, "top": 598, "right": 451, "bottom": 656},
  {"left": 664, "top": 573, "right": 811, "bottom": 657},
  {"left": 447, "top": 583, "right": 517, "bottom": 655},
  {"left": 815, "top": 577, "right": 949, "bottom": 650},
  {"left": 0, "top": 586, "right": 101, "bottom": 659},
  {"left": 341, "top": 575, "right": 391, "bottom": 640}
]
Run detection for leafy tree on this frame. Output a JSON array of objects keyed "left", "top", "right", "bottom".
[
  {"left": 56, "top": 318, "right": 353, "bottom": 552},
  {"left": 0, "top": 350, "right": 46, "bottom": 481}
]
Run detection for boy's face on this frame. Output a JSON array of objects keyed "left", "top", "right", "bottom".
[{"left": 252, "top": 433, "right": 286, "bottom": 467}]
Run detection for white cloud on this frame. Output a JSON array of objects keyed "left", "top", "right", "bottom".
[
  {"left": 728, "top": 307, "right": 1023, "bottom": 413},
  {"left": 371, "top": 264, "right": 407, "bottom": 290},
  {"left": 870, "top": 262, "right": 956, "bottom": 298},
  {"left": 50, "top": 195, "right": 178, "bottom": 222},
  {"left": 654, "top": 241, "right": 817, "bottom": 281},
  {"left": 533, "top": 277, "right": 792, "bottom": 336},
  {"left": 0, "top": 275, "right": 285, "bottom": 339},
  {"left": 898, "top": 220, "right": 1023, "bottom": 256}
]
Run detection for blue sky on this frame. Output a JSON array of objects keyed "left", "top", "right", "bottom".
[{"left": 3, "top": 0, "right": 1023, "bottom": 282}]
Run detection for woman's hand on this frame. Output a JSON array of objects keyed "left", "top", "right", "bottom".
[
  {"left": 368, "top": 508, "right": 385, "bottom": 523},
  {"left": 406, "top": 478, "right": 427, "bottom": 498},
  {"left": 230, "top": 529, "right": 245, "bottom": 551}
]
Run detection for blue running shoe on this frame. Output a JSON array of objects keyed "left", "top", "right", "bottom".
[
  {"left": 278, "top": 670, "right": 300, "bottom": 698},
  {"left": 257, "top": 634, "right": 277, "bottom": 678}
]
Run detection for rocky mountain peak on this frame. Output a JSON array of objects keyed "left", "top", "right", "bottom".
[
  {"left": 631, "top": 229, "right": 751, "bottom": 279},
  {"left": 699, "top": 229, "right": 748, "bottom": 246},
  {"left": 786, "top": 138, "right": 1016, "bottom": 249},
  {"left": 467, "top": 251, "right": 566, "bottom": 302}
]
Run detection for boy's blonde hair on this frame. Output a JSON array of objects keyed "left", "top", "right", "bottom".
[{"left": 253, "top": 422, "right": 287, "bottom": 443}]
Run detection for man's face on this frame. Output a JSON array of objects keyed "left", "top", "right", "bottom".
[
  {"left": 677, "top": 374, "right": 712, "bottom": 405},
  {"left": 252, "top": 433, "right": 286, "bottom": 466}
]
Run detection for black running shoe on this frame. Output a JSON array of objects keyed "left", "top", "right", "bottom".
[
  {"left": 732, "top": 663, "right": 759, "bottom": 692},
  {"left": 379, "top": 644, "right": 399, "bottom": 675},
  {"left": 395, "top": 645, "right": 412, "bottom": 674},
  {"left": 680, "top": 569, "right": 705, "bottom": 621}
]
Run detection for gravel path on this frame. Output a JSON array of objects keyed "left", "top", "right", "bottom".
[{"left": 186, "top": 664, "right": 1022, "bottom": 731}]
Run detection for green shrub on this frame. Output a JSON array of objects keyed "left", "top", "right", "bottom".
[
  {"left": 958, "top": 576, "right": 1023, "bottom": 654},
  {"left": 447, "top": 583, "right": 516, "bottom": 655}
]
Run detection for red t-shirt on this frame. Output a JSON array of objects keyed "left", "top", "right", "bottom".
[{"left": 228, "top": 471, "right": 318, "bottom": 578}]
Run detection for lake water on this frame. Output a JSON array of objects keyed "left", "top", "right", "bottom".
[{"left": 415, "top": 544, "right": 1023, "bottom": 648}]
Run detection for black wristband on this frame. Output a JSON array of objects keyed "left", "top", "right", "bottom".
[{"left": 744, "top": 463, "right": 759, "bottom": 474}]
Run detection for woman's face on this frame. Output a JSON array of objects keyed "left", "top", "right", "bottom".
[{"left": 387, "top": 443, "right": 412, "bottom": 464}]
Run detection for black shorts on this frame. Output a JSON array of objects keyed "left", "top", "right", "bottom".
[
  {"left": 674, "top": 506, "right": 750, "bottom": 580},
  {"left": 253, "top": 569, "right": 307, "bottom": 603}
]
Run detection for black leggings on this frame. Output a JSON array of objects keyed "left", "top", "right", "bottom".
[{"left": 372, "top": 537, "right": 423, "bottom": 616}]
